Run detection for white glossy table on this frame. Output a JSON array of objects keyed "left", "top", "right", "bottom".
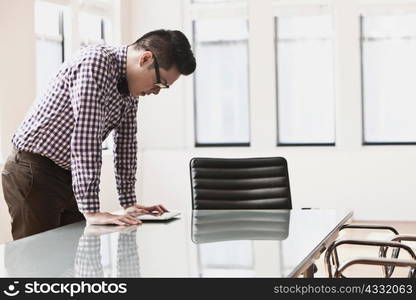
[{"left": 0, "top": 209, "right": 352, "bottom": 278}]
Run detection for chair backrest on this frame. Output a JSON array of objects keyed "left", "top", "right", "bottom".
[{"left": 189, "top": 157, "right": 292, "bottom": 209}]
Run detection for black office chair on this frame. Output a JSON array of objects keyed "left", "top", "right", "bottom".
[{"left": 189, "top": 157, "right": 292, "bottom": 210}]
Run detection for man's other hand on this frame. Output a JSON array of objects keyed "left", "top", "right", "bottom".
[{"left": 124, "top": 204, "right": 169, "bottom": 217}]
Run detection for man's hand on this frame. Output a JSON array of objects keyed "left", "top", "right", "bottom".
[
  {"left": 124, "top": 204, "right": 169, "bottom": 217},
  {"left": 83, "top": 212, "right": 141, "bottom": 226}
]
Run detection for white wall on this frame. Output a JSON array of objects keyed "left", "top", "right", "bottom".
[
  {"left": 0, "top": 0, "right": 36, "bottom": 161},
  {"left": 129, "top": 0, "right": 416, "bottom": 222},
  {"left": 0, "top": 0, "right": 37, "bottom": 243},
  {"left": 130, "top": 0, "right": 189, "bottom": 150}
]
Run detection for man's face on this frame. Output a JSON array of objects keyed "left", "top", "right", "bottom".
[{"left": 127, "top": 51, "right": 181, "bottom": 97}]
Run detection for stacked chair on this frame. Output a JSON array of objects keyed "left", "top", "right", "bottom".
[{"left": 325, "top": 224, "right": 416, "bottom": 278}]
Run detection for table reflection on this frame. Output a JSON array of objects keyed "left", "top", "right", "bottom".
[
  {"left": 4, "top": 222, "right": 82, "bottom": 277},
  {"left": 4, "top": 223, "right": 141, "bottom": 278},
  {"left": 2, "top": 209, "right": 351, "bottom": 278}
]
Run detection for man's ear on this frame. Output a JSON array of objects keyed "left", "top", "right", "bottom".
[{"left": 139, "top": 51, "right": 153, "bottom": 67}]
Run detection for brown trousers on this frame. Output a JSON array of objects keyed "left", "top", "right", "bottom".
[{"left": 1, "top": 147, "right": 84, "bottom": 240}]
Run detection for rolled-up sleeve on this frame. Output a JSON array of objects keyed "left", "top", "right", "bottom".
[
  {"left": 69, "top": 52, "right": 109, "bottom": 213},
  {"left": 113, "top": 100, "right": 138, "bottom": 209}
]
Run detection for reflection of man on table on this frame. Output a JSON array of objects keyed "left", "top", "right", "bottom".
[{"left": 74, "top": 225, "right": 141, "bottom": 278}]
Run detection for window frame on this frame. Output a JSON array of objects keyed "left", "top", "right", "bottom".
[
  {"left": 359, "top": 4, "right": 416, "bottom": 145},
  {"left": 189, "top": 1, "right": 252, "bottom": 147},
  {"left": 273, "top": 4, "right": 337, "bottom": 147}
]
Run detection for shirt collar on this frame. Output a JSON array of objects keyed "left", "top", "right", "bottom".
[
  {"left": 116, "top": 45, "right": 129, "bottom": 96},
  {"left": 115, "top": 45, "right": 139, "bottom": 104},
  {"left": 116, "top": 45, "right": 128, "bottom": 79}
]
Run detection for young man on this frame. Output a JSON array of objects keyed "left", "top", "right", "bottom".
[{"left": 1, "top": 29, "right": 196, "bottom": 240}]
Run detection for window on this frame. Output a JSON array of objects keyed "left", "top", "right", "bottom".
[
  {"left": 35, "top": 0, "right": 115, "bottom": 151},
  {"left": 361, "top": 14, "right": 416, "bottom": 144},
  {"left": 275, "top": 15, "right": 335, "bottom": 145},
  {"left": 193, "top": 18, "right": 250, "bottom": 146},
  {"left": 197, "top": 241, "right": 255, "bottom": 277},
  {"left": 79, "top": 12, "right": 106, "bottom": 46},
  {"left": 35, "top": 1, "right": 65, "bottom": 97}
]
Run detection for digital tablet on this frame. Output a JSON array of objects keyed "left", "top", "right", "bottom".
[{"left": 136, "top": 211, "right": 181, "bottom": 221}]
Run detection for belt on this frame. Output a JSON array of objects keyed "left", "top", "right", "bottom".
[{"left": 11, "top": 147, "right": 69, "bottom": 173}]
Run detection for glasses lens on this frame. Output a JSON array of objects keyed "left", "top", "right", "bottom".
[{"left": 154, "top": 82, "right": 169, "bottom": 89}]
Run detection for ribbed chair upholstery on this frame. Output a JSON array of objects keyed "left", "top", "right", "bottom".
[{"left": 189, "top": 157, "right": 292, "bottom": 209}]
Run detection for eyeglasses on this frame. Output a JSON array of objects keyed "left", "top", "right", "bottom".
[{"left": 151, "top": 52, "right": 169, "bottom": 89}]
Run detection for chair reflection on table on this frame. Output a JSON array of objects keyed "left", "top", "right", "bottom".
[{"left": 191, "top": 210, "right": 290, "bottom": 277}]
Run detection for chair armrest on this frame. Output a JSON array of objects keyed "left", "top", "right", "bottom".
[
  {"left": 390, "top": 234, "right": 416, "bottom": 243},
  {"left": 340, "top": 224, "right": 399, "bottom": 235},
  {"left": 329, "top": 239, "right": 416, "bottom": 259},
  {"left": 335, "top": 257, "right": 416, "bottom": 278},
  {"left": 325, "top": 239, "right": 416, "bottom": 277}
]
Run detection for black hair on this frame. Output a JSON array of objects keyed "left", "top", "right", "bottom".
[{"left": 133, "top": 29, "right": 196, "bottom": 75}]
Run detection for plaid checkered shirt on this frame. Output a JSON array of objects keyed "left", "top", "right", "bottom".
[{"left": 12, "top": 45, "right": 138, "bottom": 213}]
